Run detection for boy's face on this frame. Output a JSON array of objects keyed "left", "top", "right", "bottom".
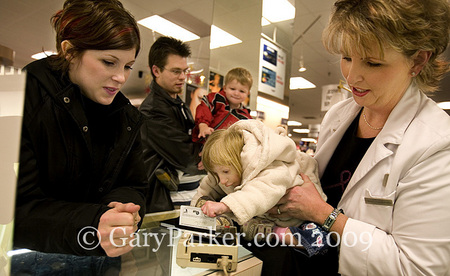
[
  {"left": 223, "top": 79, "right": 249, "bottom": 109},
  {"left": 212, "top": 164, "right": 241, "bottom": 188}
]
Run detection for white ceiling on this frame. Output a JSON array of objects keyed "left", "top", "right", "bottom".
[{"left": 1, "top": 0, "right": 448, "bottom": 142}]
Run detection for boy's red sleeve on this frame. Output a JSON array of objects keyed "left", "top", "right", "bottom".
[{"left": 195, "top": 95, "right": 214, "bottom": 126}]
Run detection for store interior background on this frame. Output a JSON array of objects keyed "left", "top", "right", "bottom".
[
  {"left": 1, "top": 0, "right": 449, "bottom": 146},
  {"left": 0, "top": 0, "right": 450, "bottom": 273}
]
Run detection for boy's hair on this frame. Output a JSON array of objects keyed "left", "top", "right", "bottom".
[
  {"left": 202, "top": 128, "right": 244, "bottom": 178},
  {"left": 148, "top": 36, "right": 191, "bottom": 79},
  {"left": 224, "top": 67, "right": 253, "bottom": 90}
]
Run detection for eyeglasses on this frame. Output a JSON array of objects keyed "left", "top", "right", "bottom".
[{"left": 163, "top": 67, "right": 190, "bottom": 76}]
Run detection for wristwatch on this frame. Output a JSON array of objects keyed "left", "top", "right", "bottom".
[{"left": 322, "top": 208, "right": 343, "bottom": 231}]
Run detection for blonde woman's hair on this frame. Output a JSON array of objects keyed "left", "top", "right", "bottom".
[
  {"left": 202, "top": 128, "right": 244, "bottom": 178},
  {"left": 322, "top": 0, "right": 450, "bottom": 92},
  {"left": 224, "top": 67, "right": 253, "bottom": 90}
]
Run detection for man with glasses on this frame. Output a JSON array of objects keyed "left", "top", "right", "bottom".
[{"left": 140, "top": 36, "right": 204, "bottom": 213}]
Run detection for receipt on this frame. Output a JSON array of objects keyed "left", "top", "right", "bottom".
[{"left": 179, "top": 205, "right": 216, "bottom": 231}]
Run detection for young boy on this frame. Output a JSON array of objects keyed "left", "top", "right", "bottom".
[{"left": 192, "top": 67, "right": 253, "bottom": 143}]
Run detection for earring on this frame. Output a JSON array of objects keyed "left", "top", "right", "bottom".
[{"left": 411, "top": 72, "right": 416, "bottom": 77}]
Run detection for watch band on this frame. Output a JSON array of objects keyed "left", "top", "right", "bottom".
[{"left": 322, "top": 208, "right": 343, "bottom": 231}]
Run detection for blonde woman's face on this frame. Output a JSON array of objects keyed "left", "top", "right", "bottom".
[
  {"left": 340, "top": 46, "right": 412, "bottom": 113},
  {"left": 212, "top": 164, "right": 241, "bottom": 188}
]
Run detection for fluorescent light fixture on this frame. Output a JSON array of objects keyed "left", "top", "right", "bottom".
[
  {"left": 261, "top": 17, "right": 271, "bottom": 26},
  {"left": 293, "top": 128, "right": 310, "bottom": 134},
  {"left": 256, "top": 96, "right": 289, "bottom": 118},
  {"left": 263, "top": 0, "right": 295, "bottom": 23},
  {"left": 210, "top": 25, "right": 242, "bottom": 49},
  {"left": 290, "top": 77, "right": 316, "bottom": 90},
  {"left": 189, "top": 69, "right": 204, "bottom": 74},
  {"left": 301, "top": 138, "right": 317, "bottom": 143},
  {"left": 31, "top": 51, "right": 57, "bottom": 60},
  {"left": 287, "top": 120, "right": 302, "bottom": 126},
  {"left": 138, "top": 15, "right": 200, "bottom": 42},
  {"left": 437, "top": 101, "right": 450, "bottom": 110},
  {"left": 7, "top": 249, "right": 32, "bottom": 257}
]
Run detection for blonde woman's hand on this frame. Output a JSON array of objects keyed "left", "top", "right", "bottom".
[{"left": 269, "top": 173, "right": 331, "bottom": 224}]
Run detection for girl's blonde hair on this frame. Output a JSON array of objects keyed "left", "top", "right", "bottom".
[
  {"left": 202, "top": 128, "right": 244, "bottom": 178},
  {"left": 322, "top": 0, "right": 450, "bottom": 93}
]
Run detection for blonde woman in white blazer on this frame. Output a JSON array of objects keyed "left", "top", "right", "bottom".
[{"left": 270, "top": 0, "right": 450, "bottom": 275}]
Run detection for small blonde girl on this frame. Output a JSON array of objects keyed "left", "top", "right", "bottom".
[{"left": 191, "top": 120, "right": 327, "bottom": 244}]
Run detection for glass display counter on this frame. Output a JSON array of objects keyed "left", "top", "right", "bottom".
[
  {"left": 9, "top": 211, "right": 262, "bottom": 275},
  {"left": 125, "top": 226, "right": 260, "bottom": 275}
]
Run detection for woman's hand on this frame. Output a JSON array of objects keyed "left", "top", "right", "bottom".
[
  {"left": 269, "top": 173, "right": 333, "bottom": 224},
  {"left": 97, "top": 202, "right": 141, "bottom": 257},
  {"left": 201, "top": 201, "right": 230, "bottom": 217}
]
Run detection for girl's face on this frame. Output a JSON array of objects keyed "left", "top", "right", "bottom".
[
  {"left": 340, "top": 46, "right": 413, "bottom": 113},
  {"left": 68, "top": 48, "right": 136, "bottom": 105},
  {"left": 212, "top": 164, "right": 241, "bottom": 188}
]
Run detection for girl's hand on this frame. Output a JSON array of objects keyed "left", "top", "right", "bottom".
[{"left": 201, "top": 201, "right": 230, "bottom": 217}]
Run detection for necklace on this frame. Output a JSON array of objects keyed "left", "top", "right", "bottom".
[{"left": 363, "top": 110, "right": 383, "bottom": 130}]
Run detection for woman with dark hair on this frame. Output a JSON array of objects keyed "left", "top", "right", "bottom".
[{"left": 13, "top": 0, "right": 146, "bottom": 267}]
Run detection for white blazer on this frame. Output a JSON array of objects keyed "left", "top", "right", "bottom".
[{"left": 315, "top": 82, "right": 450, "bottom": 276}]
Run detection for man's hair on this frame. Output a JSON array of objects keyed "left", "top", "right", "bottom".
[
  {"left": 201, "top": 128, "right": 244, "bottom": 179},
  {"left": 148, "top": 36, "right": 191, "bottom": 79},
  {"left": 224, "top": 67, "right": 253, "bottom": 90}
]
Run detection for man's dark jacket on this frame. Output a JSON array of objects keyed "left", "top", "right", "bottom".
[
  {"left": 14, "top": 57, "right": 147, "bottom": 256},
  {"left": 140, "top": 81, "right": 202, "bottom": 211}
]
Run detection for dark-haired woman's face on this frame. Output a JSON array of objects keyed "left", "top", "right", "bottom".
[{"left": 68, "top": 48, "right": 136, "bottom": 105}]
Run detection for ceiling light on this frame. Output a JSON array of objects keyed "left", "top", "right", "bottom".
[
  {"left": 263, "top": 0, "right": 295, "bottom": 23},
  {"left": 31, "top": 51, "right": 57, "bottom": 60},
  {"left": 287, "top": 120, "right": 302, "bottom": 126},
  {"left": 289, "top": 77, "right": 316, "bottom": 90},
  {"left": 189, "top": 69, "right": 204, "bottom": 74},
  {"left": 301, "top": 138, "right": 317, "bottom": 143},
  {"left": 138, "top": 15, "right": 200, "bottom": 42},
  {"left": 261, "top": 17, "right": 271, "bottom": 26},
  {"left": 437, "top": 101, "right": 450, "bottom": 110},
  {"left": 256, "top": 96, "right": 289, "bottom": 118},
  {"left": 293, "top": 129, "right": 310, "bottom": 134},
  {"left": 7, "top": 249, "right": 32, "bottom": 257},
  {"left": 298, "top": 59, "right": 306, "bottom": 72},
  {"left": 210, "top": 25, "right": 242, "bottom": 49}
]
